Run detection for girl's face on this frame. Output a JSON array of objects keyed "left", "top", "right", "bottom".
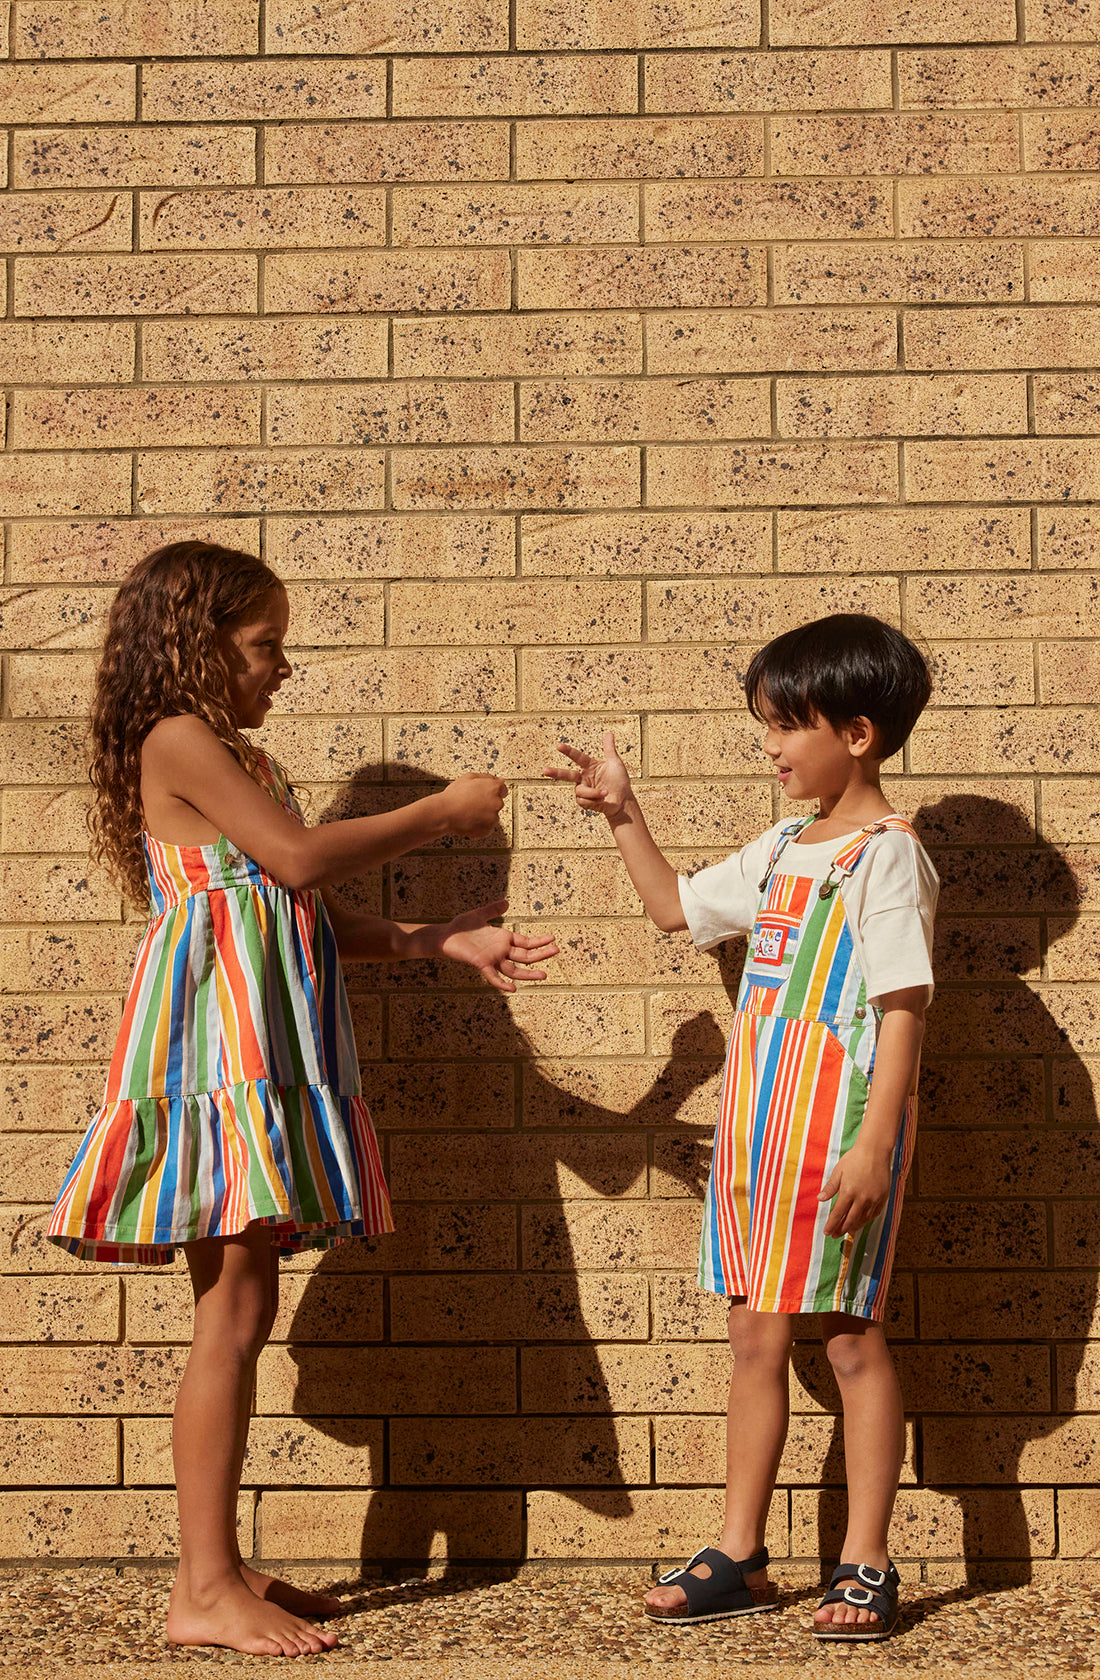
[
  {"left": 220, "top": 587, "right": 292, "bottom": 729},
  {"left": 758, "top": 701, "right": 873, "bottom": 801}
]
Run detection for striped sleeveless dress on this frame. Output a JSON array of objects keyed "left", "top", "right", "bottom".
[
  {"left": 48, "top": 749, "right": 392, "bottom": 1265},
  {"left": 699, "top": 816, "right": 919, "bottom": 1322}
]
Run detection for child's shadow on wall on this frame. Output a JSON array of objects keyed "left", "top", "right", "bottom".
[
  {"left": 796, "top": 795, "right": 1096, "bottom": 1587},
  {"left": 281, "top": 766, "right": 728, "bottom": 1576}
]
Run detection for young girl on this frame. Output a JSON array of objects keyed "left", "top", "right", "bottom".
[
  {"left": 546, "top": 614, "right": 937, "bottom": 1642},
  {"left": 48, "top": 540, "right": 557, "bottom": 1659}
]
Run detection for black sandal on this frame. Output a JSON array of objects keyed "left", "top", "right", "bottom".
[
  {"left": 812, "top": 1561, "right": 900, "bottom": 1641},
  {"left": 644, "top": 1545, "right": 779, "bottom": 1625}
]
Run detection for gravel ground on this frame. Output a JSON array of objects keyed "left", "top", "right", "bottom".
[{"left": 1, "top": 1566, "right": 1098, "bottom": 1674}]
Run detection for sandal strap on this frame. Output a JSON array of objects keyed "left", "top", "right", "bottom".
[
  {"left": 819, "top": 1561, "right": 899, "bottom": 1622},
  {"left": 656, "top": 1545, "right": 769, "bottom": 1615}
]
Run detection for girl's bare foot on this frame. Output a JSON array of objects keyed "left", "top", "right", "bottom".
[
  {"left": 644, "top": 1553, "right": 771, "bottom": 1613},
  {"left": 241, "top": 1563, "right": 343, "bottom": 1620},
  {"left": 167, "top": 1572, "right": 339, "bottom": 1656}
]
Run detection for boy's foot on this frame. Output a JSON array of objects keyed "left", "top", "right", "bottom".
[
  {"left": 241, "top": 1563, "right": 343, "bottom": 1620},
  {"left": 167, "top": 1573, "right": 339, "bottom": 1656},
  {"left": 644, "top": 1548, "right": 770, "bottom": 1614},
  {"left": 812, "top": 1562, "right": 899, "bottom": 1640},
  {"left": 813, "top": 1582, "right": 880, "bottom": 1630}
]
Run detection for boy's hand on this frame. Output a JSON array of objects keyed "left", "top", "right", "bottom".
[
  {"left": 438, "top": 898, "right": 559, "bottom": 993},
  {"left": 819, "top": 1140, "right": 893, "bottom": 1238},
  {"left": 543, "top": 731, "right": 633, "bottom": 816},
  {"left": 438, "top": 773, "right": 507, "bottom": 838}
]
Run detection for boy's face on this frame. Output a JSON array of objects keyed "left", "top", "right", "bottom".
[{"left": 758, "top": 702, "right": 876, "bottom": 801}]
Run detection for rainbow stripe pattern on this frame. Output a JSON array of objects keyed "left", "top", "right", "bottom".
[
  {"left": 699, "top": 816, "right": 919, "bottom": 1322},
  {"left": 48, "top": 750, "right": 392, "bottom": 1264}
]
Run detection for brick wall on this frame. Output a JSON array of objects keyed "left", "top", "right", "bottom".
[{"left": 1, "top": 0, "right": 1099, "bottom": 1573}]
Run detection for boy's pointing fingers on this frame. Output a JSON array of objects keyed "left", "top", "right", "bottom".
[{"left": 542, "top": 742, "right": 593, "bottom": 781}]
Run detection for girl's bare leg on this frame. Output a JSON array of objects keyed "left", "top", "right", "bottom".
[
  {"left": 645, "top": 1305, "right": 793, "bottom": 1611},
  {"left": 237, "top": 1242, "right": 342, "bottom": 1621},
  {"left": 813, "top": 1315, "right": 904, "bottom": 1631},
  {"left": 166, "top": 1225, "right": 338, "bottom": 1656}
]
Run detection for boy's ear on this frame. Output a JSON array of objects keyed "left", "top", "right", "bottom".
[{"left": 845, "top": 715, "right": 879, "bottom": 759}]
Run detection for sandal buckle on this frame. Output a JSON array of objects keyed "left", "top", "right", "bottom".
[
  {"left": 843, "top": 1586, "right": 875, "bottom": 1606},
  {"left": 857, "top": 1565, "right": 887, "bottom": 1588}
]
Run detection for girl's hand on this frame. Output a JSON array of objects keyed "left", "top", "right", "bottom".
[
  {"left": 819, "top": 1141, "right": 893, "bottom": 1238},
  {"left": 438, "top": 899, "right": 559, "bottom": 993},
  {"left": 437, "top": 774, "right": 508, "bottom": 838},
  {"left": 543, "top": 731, "right": 633, "bottom": 817}
]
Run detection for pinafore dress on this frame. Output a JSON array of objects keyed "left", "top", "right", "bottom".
[
  {"left": 48, "top": 749, "right": 393, "bottom": 1264},
  {"left": 699, "top": 815, "right": 919, "bottom": 1322}
]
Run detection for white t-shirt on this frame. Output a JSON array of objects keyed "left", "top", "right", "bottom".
[{"left": 678, "top": 817, "right": 939, "bottom": 1006}]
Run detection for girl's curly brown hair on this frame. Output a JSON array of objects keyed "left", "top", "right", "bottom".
[{"left": 90, "top": 540, "right": 285, "bottom": 908}]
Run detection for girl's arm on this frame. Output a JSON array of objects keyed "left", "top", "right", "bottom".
[
  {"left": 322, "top": 893, "right": 558, "bottom": 993},
  {"left": 543, "top": 731, "right": 686, "bottom": 932},
  {"left": 818, "top": 987, "right": 926, "bottom": 1238},
  {"left": 142, "top": 715, "right": 506, "bottom": 890}
]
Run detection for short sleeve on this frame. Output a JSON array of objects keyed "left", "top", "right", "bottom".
[
  {"left": 678, "top": 829, "right": 777, "bottom": 951},
  {"left": 847, "top": 831, "right": 939, "bottom": 1005}
]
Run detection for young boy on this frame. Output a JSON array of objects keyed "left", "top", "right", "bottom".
[{"left": 545, "top": 614, "right": 937, "bottom": 1642}]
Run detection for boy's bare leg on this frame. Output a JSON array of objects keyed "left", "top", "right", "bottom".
[
  {"left": 167, "top": 1226, "right": 338, "bottom": 1657},
  {"left": 813, "top": 1315, "right": 904, "bottom": 1630},
  {"left": 645, "top": 1305, "right": 793, "bottom": 1611}
]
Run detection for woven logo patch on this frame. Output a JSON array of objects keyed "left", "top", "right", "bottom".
[{"left": 752, "top": 922, "right": 789, "bottom": 965}]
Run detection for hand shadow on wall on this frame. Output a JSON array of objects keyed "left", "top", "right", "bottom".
[
  {"left": 794, "top": 794, "right": 1094, "bottom": 1593},
  {"left": 282, "top": 766, "right": 727, "bottom": 1580}
]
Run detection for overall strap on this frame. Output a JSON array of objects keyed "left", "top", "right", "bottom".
[
  {"left": 817, "top": 815, "right": 919, "bottom": 900},
  {"left": 757, "top": 817, "right": 817, "bottom": 891}
]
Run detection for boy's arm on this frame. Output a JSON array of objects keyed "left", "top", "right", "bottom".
[
  {"left": 544, "top": 733, "right": 687, "bottom": 932},
  {"left": 322, "top": 893, "right": 558, "bottom": 993},
  {"left": 819, "top": 987, "right": 925, "bottom": 1238}
]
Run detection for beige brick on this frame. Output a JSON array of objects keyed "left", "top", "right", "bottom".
[
  {"left": 143, "top": 58, "right": 385, "bottom": 120},
  {"left": 778, "top": 506, "right": 1028, "bottom": 572},
  {"left": 266, "top": 120, "right": 508, "bottom": 184},
  {"left": 921, "top": 1131, "right": 1100, "bottom": 1200},
  {"left": 361, "top": 1060, "right": 514, "bottom": 1131},
  {"left": 926, "top": 641, "right": 1033, "bottom": 705},
  {"left": 13, "top": 386, "right": 259, "bottom": 450},
  {"left": 0, "top": 722, "right": 89, "bottom": 785},
  {"left": 140, "top": 187, "right": 385, "bottom": 251},
  {"left": 125, "top": 1272, "right": 382, "bottom": 1343},
  {"left": 269, "top": 382, "right": 512, "bottom": 447},
  {"left": 792, "top": 1488, "right": 1053, "bottom": 1560},
  {"left": 392, "top": 446, "right": 639, "bottom": 512},
  {"left": 0, "top": 62, "right": 135, "bottom": 121},
  {"left": 267, "top": 515, "right": 514, "bottom": 579},
  {"left": 0, "top": 1345, "right": 186, "bottom": 1414},
  {"left": 0, "top": 1418, "right": 117, "bottom": 1486},
  {"left": 547, "top": 921, "right": 719, "bottom": 989},
  {"left": 930, "top": 846, "right": 1092, "bottom": 916},
  {"left": 395, "top": 314, "right": 641, "bottom": 379},
  {"left": 0, "top": 1063, "right": 108, "bottom": 1131},
  {"left": 516, "top": 246, "right": 766, "bottom": 310},
  {"left": 136, "top": 449, "right": 385, "bottom": 516},
  {"left": 528, "top": 1488, "right": 788, "bottom": 1559},
  {"left": 646, "top": 48, "right": 892, "bottom": 112},
  {"left": 923, "top": 983, "right": 1100, "bottom": 1053},
  {"left": 910, "top": 576, "right": 1100, "bottom": 640},
  {"left": 793, "top": 1342, "right": 1050, "bottom": 1415},
  {"left": 777, "top": 374, "right": 1025, "bottom": 438},
  {"left": 924, "top": 1273, "right": 1100, "bottom": 1342},
  {"left": 519, "top": 780, "right": 770, "bottom": 850},
  {"left": 13, "top": 1, "right": 257, "bottom": 56},
  {"left": 773, "top": 113, "right": 1017, "bottom": 175},
  {"left": 523, "top": 646, "right": 743, "bottom": 710},
  {"left": 522, "top": 511, "right": 770, "bottom": 576},
  {"left": 0, "top": 190, "right": 132, "bottom": 253},
  {"left": 1060, "top": 1491, "right": 1100, "bottom": 1558},
  {"left": 907, "top": 307, "right": 1100, "bottom": 371},
  {"left": 660, "top": 1414, "right": 917, "bottom": 1484},
  {"left": 1060, "top": 1344, "right": 1100, "bottom": 1412},
  {"left": 392, "top": 1416, "right": 648, "bottom": 1484},
  {"left": 393, "top": 184, "right": 638, "bottom": 245},
  {"left": 126, "top": 1415, "right": 382, "bottom": 1487},
  {"left": 521, "top": 1058, "right": 724, "bottom": 1128},
  {"left": 648, "top": 309, "right": 894, "bottom": 375},
  {"left": 1054, "top": 1195, "right": 1100, "bottom": 1262},
  {"left": 518, "top": 0, "right": 757, "bottom": 48},
  {"left": 391, "top": 580, "right": 638, "bottom": 645},
  {"left": 255, "top": 716, "right": 384, "bottom": 782},
  {"left": 0, "top": 995, "right": 122, "bottom": 1063},
  {"left": 909, "top": 441, "right": 1100, "bottom": 503},
  {"left": 9, "top": 518, "right": 261, "bottom": 585},
  {"left": 648, "top": 443, "right": 897, "bottom": 508},
  {"left": 648, "top": 179, "right": 892, "bottom": 241},
  {"left": 391, "top": 1131, "right": 649, "bottom": 1202},
  {"left": 932, "top": 914, "right": 1041, "bottom": 981},
  {"left": 1035, "top": 376, "right": 1100, "bottom": 435},
  {"left": 261, "top": 1490, "right": 520, "bottom": 1559},
  {"left": 295, "top": 1204, "right": 517, "bottom": 1274},
  {"left": 15, "top": 124, "right": 253, "bottom": 189},
  {"left": 773, "top": 0, "right": 1014, "bottom": 43},
  {"left": 1028, "top": 0, "right": 1100, "bottom": 38},
  {"left": 278, "top": 582, "right": 383, "bottom": 646},
  {"left": 260, "top": 1345, "right": 514, "bottom": 1416},
  {"left": 388, "top": 851, "right": 646, "bottom": 920},
  {"left": 898, "top": 1200, "right": 1047, "bottom": 1268},
  {"left": 391, "top": 1273, "right": 647, "bottom": 1340},
  {"left": 647, "top": 713, "right": 768, "bottom": 777},
  {"left": 0, "top": 322, "right": 133, "bottom": 384},
  {"left": 520, "top": 377, "right": 770, "bottom": 443},
  {"left": 15, "top": 254, "right": 256, "bottom": 317},
  {"left": 266, "top": 0, "right": 507, "bottom": 52},
  {"left": 0, "top": 925, "right": 136, "bottom": 990},
  {"left": 774, "top": 242, "right": 1022, "bottom": 305},
  {"left": 143, "top": 318, "right": 387, "bottom": 381},
  {"left": 0, "top": 585, "right": 113, "bottom": 650},
  {"left": 1043, "top": 779, "right": 1100, "bottom": 841},
  {"left": 888, "top": 777, "right": 1036, "bottom": 841},
  {"left": 265, "top": 250, "right": 510, "bottom": 314},
  {"left": 1024, "top": 113, "right": 1100, "bottom": 172},
  {"left": 1032, "top": 243, "right": 1100, "bottom": 303},
  {"left": 523, "top": 1199, "right": 702, "bottom": 1270},
  {"left": 1047, "top": 913, "right": 1100, "bottom": 976},
  {"left": 517, "top": 116, "right": 761, "bottom": 179},
  {"left": 285, "top": 649, "right": 515, "bottom": 715},
  {"left": 0, "top": 1205, "right": 103, "bottom": 1275},
  {"left": 347, "top": 993, "right": 383, "bottom": 1059},
  {"left": 0, "top": 455, "right": 130, "bottom": 518},
  {"left": 648, "top": 576, "right": 895, "bottom": 641},
  {"left": 0, "top": 1491, "right": 252, "bottom": 1559},
  {"left": 0, "top": 1275, "right": 118, "bottom": 1341},
  {"left": 900, "top": 177, "right": 1100, "bottom": 238},
  {"left": 523, "top": 1344, "right": 729, "bottom": 1413},
  {"left": 1040, "top": 508, "right": 1100, "bottom": 569},
  {"left": 389, "top": 991, "right": 646, "bottom": 1059},
  {"left": 392, "top": 53, "right": 637, "bottom": 116},
  {"left": 898, "top": 45, "right": 1100, "bottom": 107}
]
